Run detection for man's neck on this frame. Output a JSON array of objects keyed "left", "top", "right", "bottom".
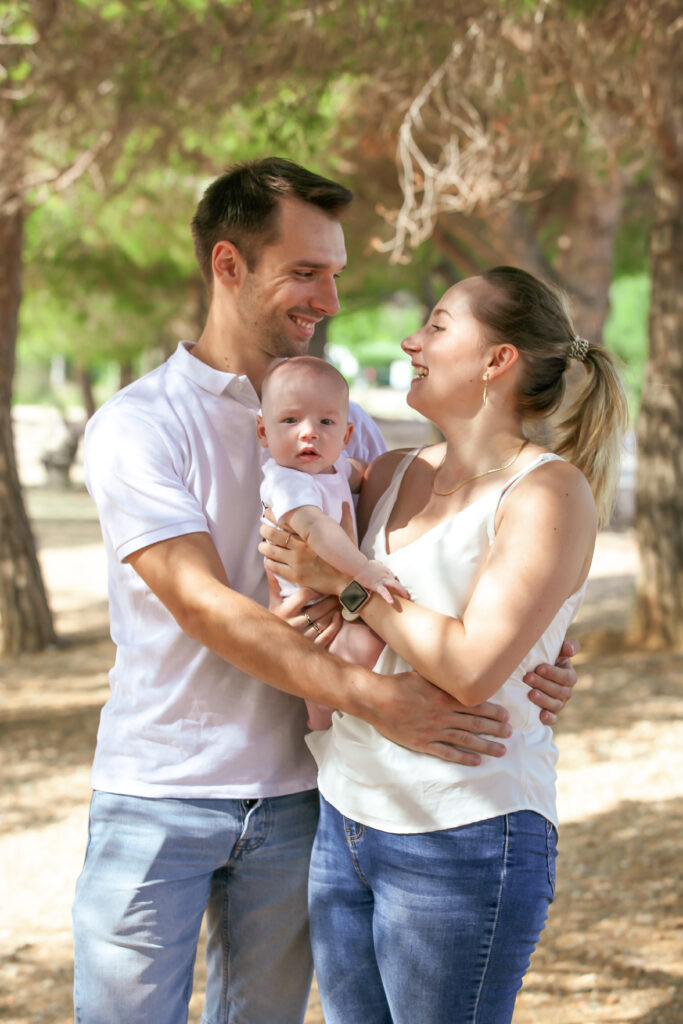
[{"left": 191, "top": 316, "right": 269, "bottom": 397}]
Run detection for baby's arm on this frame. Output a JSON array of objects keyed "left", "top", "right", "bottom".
[{"left": 283, "top": 504, "right": 407, "bottom": 604}]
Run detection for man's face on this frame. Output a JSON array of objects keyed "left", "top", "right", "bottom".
[
  {"left": 236, "top": 198, "right": 347, "bottom": 360},
  {"left": 257, "top": 367, "right": 353, "bottom": 475}
]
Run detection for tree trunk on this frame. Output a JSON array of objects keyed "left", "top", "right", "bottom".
[
  {"left": 634, "top": 90, "right": 683, "bottom": 649},
  {"left": 75, "top": 364, "right": 97, "bottom": 420},
  {"left": 0, "top": 203, "right": 57, "bottom": 655},
  {"left": 552, "top": 171, "right": 622, "bottom": 344},
  {"left": 119, "top": 359, "right": 134, "bottom": 390}
]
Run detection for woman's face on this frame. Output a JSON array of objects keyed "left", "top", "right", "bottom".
[{"left": 401, "top": 278, "right": 491, "bottom": 420}]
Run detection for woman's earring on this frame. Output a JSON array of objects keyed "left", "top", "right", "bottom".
[{"left": 482, "top": 373, "right": 489, "bottom": 407}]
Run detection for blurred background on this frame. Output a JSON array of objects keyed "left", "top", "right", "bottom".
[
  {"left": 0, "top": 2, "right": 681, "bottom": 1022},
  {"left": 5, "top": 0, "right": 676, "bottom": 661}
]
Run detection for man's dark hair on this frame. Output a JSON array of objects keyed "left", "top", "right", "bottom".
[{"left": 190, "top": 157, "right": 353, "bottom": 286}]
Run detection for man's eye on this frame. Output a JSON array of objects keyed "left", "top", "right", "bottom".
[
  {"left": 430, "top": 323, "right": 445, "bottom": 332},
  {"left": 294, "top": 271, "right": 314, "bottom": 279}
]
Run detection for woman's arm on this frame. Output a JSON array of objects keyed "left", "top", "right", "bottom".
[{"left": 357, "top": 461, "right": 596, "bottom": 707}]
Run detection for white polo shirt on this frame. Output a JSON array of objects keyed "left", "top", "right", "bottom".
[{"left": 84, "top": 341, "right": 385, "bottom": 799}]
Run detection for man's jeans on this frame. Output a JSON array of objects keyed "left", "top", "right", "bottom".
[
  {"left": 73, "top": 788, "right": 319, "bottom": 1024},
  {"left": 309, "top": 797, "right": 557, "bottom": 1024}
]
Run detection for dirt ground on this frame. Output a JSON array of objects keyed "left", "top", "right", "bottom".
[{"left": 1, "top": 469, "right": 682, "bottom": 1022}]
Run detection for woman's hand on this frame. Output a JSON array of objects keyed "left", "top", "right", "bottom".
[
  {"left": 265, "top": 570, "right": 342, "bottom": 647},
  {"left": 259, "top": 521, "right": 348, "bottom": 596}
]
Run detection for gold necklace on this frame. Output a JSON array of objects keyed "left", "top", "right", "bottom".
[{"left": 431, "top": 439, "right": 529, "bottom": 497}]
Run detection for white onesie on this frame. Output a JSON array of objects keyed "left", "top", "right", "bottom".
[{"left": 260, "top": 455, "right": 356, "bottom": 597}]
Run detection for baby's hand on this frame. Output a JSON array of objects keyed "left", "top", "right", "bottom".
[{"left": 356, "top": 560, "right": 410, "bottom": 605}]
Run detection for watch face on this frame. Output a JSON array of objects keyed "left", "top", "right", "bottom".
[{"left": 341, "top": 580, "right": 370, "bottom": 613}]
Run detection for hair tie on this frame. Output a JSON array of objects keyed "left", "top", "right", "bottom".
[{"left": 568, "top": 336, "right": 590, "bottom": 362}]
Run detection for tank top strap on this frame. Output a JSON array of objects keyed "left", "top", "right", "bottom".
[
  {"left": 363, "top": 448, "right": 424, "bottom": 549},
  {"left": 487, "top": 452, "right": 566, "bottom": 543}
]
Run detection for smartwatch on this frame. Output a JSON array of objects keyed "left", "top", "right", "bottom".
[{"left": 339, "top": 579, "right": 371, "bottom": 621}]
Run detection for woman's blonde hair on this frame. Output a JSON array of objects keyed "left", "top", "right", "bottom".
[{"left": 474, "top": 266, "right": 629, "bottom": 526}]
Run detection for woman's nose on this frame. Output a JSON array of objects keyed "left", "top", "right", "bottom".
[{"left": 401, "top": 331, "right": 420, "bottom": 354}]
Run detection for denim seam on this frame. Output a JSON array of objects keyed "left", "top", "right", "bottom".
[
  {"left": 220, "top": 879, "right": 232, "bottom": 1024},
  {"left": 343, "top": 818, "right": 372, "bottom": 889},
  {"left": 545, "top": 819, "right": 557, "bottom": 897},
  {"left": 471, "top": 814, "right": 509, "bottom": 1023}
]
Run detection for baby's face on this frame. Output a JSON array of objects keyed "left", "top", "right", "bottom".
[{"left": 258, "top": 371, "right": 352, "bottom": 475}]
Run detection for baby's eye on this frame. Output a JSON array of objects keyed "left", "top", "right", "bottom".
[
  {"left": 282, "top": 417, "right": 298, "bottom": 424},
  {"left": 320, "top": 418, "right": 334, "bottom": 426}
]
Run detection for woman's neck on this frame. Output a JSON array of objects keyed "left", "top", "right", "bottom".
[{"left": 436, "top": 416, "right": 526, "bottom": 481}]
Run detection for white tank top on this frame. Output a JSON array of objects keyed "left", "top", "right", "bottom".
[{"left": 307, "top": 451, "right": 586, "bottom": 833}]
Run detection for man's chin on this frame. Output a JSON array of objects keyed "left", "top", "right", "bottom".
[{"left": 269, "top": 335, "right": 311, "bottom": 359}]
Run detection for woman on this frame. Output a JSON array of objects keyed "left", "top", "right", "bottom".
[{"left": 263, "top": 266, "right": 628, "bottom": 1023}]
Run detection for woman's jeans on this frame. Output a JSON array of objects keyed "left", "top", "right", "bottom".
[
  {"left": 309, "top": 797, "right": 557, "bottom": 1024},
  {"left": 72, "top": 788, "right": 319, "bottom": 1024}
]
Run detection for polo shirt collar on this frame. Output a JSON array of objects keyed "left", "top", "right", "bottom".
[{"left": 172, "top": 341, "right": 260, "bottom": 408}]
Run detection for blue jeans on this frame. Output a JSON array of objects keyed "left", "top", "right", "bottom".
[
  {"left": 309, "top": 797, "right": 557, "bottom": 1024},
  {"left": 73, "top": 789, "right": 319, "bottom": 1024}
]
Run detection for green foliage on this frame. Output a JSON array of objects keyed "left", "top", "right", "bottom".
[
  {"left": 603, "top": 273, "right": 649, "bottom": 414},
  {"left": 329, "top": 297, "right": 422, "bottom": 369},
  {"left": 612, "top": 190, "right": 651, "bottom": 278},
  {"left": 18, "top": 180, "right": 199, "bottom": 396}
]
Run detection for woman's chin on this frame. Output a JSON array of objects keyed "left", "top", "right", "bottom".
[{"left": 406, "top": 383, "right": 424, "bottom": 412}]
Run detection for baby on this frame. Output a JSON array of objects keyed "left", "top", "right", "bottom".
[{"left": 257, "top": 356, "right": 406, "bottom": 729}]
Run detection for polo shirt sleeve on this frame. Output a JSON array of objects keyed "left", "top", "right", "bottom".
[
  {"left": 347, "top": 402, "right": 387, "bottom": 462},
  {"left": 260, "top": 462, "right": 323, "bottom": 524},
  {"left": 84, "top": 405, "right": 210, "bottom": 563}
]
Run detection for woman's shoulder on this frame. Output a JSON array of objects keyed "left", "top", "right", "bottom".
[
  {"left": 364, "top": 444, "right": 441, "bottom": 497},
  {"left": 504, "top": 448, "right": 596, "bottom": 521},
  {"left": 357, "top": 446, "right": 436, "bottom": 538}
]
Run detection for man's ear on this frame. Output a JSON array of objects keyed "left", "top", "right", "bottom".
[
  {"left": 212, "top": 240, "right": 246, "bottom": 289},
  {"left": 343, "top": 421, "right": 354, "bottom": 447},
  {"left": 486, "top": 343, "right": 519, "bottom": 381},
  {"left": 256, "top": 415, "right": 269, "bottom": 448}
]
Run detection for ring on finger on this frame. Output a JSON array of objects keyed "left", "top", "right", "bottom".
[
  {"left": 305, "top": 611, "right": 321, "bottom": 634},
  {"left": 282, "top": 532, "right": 291, "bottom": 549}
]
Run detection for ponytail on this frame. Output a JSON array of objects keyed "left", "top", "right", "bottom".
[
  {"left": 553, "top": 344, "right": 630, "bottom": 526},
  {"left": 474, "top": 266, "right": 630, "bottom": 526}
]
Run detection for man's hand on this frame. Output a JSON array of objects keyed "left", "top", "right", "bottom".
[
  {"left": 524, "top": 639, "right": 579, "bottom": 725},
  {"left": 265, "top": 570, "right": 341, "bottom": 647},
  {"left": 368, "top": 671, "right": 512, "bottom": 766}
]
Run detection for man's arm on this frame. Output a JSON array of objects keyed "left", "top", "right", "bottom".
[
  {"left": 259, "top": 518, "right": 580, "bottom": 721},
  {"left": 524, "top": 639, "right": 579, "bottom": 724},
  {"left": 126, "top": 530, "right": 512, "bottom": 765}
]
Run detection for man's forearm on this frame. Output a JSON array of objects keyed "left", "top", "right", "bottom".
[
  {"left": 184, "top": 575, "right": 373, "bottom": 712},
  {"left": 127, "top": 532, "right": 512, "bottom": 764}
]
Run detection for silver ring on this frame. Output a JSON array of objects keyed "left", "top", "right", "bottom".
[{"left": 305, "top": 611, "right": 321, "bottom": 634}]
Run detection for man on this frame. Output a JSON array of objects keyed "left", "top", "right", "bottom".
[{"left": 73, "top": 158, "right": 577, "bottom": 1024}]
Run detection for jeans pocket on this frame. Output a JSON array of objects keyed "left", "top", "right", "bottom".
[{"left": 545, "top": 819, "right": 558, "bottom": 897}]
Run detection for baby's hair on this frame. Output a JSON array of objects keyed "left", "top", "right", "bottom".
[{"left": 261, "top": 356, "right": 349, "bottom": 411}]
